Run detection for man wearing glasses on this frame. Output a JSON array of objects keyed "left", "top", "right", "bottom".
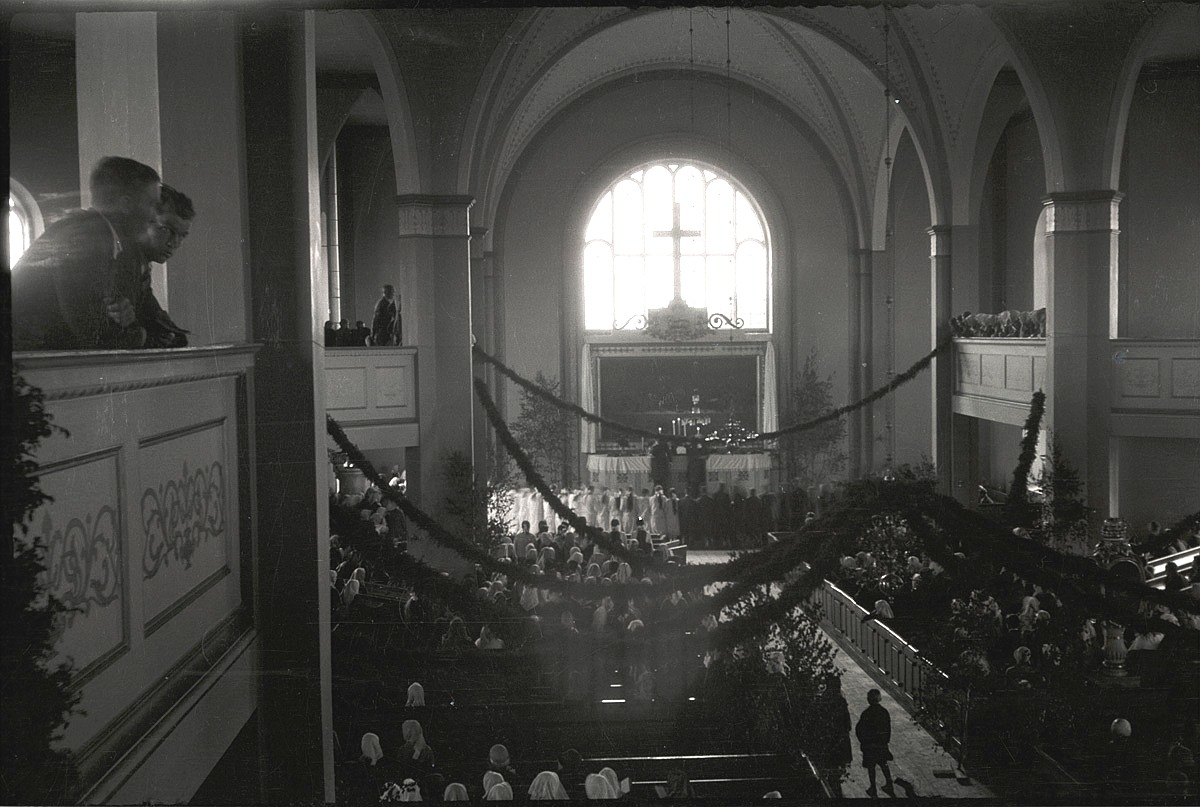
[{"left": 135, "top": 184, "right": 194, "bottom": 347}]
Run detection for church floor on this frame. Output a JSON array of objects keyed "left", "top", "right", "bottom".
[{"left": 691, "top": 549, "right": 996, "bottom": 800}]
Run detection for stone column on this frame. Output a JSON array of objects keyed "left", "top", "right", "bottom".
[
  {"left": 1043, "top": 192, "right": 1121, "bottom": 522},
  {"left": 75, "top": 12, "right": 250, "bottom": 346},
  {"left": 471, "top": 227, "right": 493, "bottom": 475},
  {"left": 859, "top": 250, "right": 876, "bottom": 475},
  {"left": 241, "top": 12, "right": 333, "bottom": 804},
  {"left": 398, "top": 194, "right": 475, "bottom": 510},
  {"left": 929, "top": 226, "right": 954, "bottom": 495},
  {"left": 75, "top": 13, "right": 164, "bottom": 300},
  {"left": 847, "top": 249, "right": 868, "bottom": 478},
  {"left": 156, "top": 12, "right": 250, "bottom": 346}
]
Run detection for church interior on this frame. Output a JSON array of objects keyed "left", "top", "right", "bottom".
[{"left": 5, "top": 2, "right": 1199, "bottom": 804}]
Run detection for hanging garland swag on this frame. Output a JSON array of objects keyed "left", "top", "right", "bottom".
[{"left": 471, "top": 336, "right": 952, "bottom": 447}]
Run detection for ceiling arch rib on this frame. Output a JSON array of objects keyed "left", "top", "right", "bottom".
[
  {"left": 470, "top": 8, "right": 891, "bottom": 239},
  {"left": 459, "top": 7, "right": 637, "bottom": 199}
]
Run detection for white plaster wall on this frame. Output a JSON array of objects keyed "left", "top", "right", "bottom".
[{"left": 496, "top": 75, "right": 853, "bottom": 450}]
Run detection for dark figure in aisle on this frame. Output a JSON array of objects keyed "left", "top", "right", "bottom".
[{"left": 855, "top": 689, "right": 895, "bottom": 798}]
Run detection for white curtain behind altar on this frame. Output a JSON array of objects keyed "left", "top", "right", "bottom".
[
  {"left": 762, "top": 340, "right": 778, "bottom": 434},
  {"left": 706, "top": 453, "right": 776, "bottom": 496},
  {"left": 580, "top": 343, "right": 598, "bottom": 454},
  {"left": 585, "top": 454, "right": 653, "bottom": 494}
]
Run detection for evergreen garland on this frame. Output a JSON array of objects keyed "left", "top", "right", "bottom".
[
  {"left": 328, "top": 414, "right": 717, "bottom": 600},
  {"left": 473, "top": 377, "right": 671, "bottom": 574},
  {"left": 1005, "top": 389, "right": 1045, "bottom": 508},
  {"left": 473, "top": 336, "right": 951, "bottom": 447}
]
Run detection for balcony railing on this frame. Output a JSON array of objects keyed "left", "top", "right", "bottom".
[
  {"left": 952, "top": 337, "right": 1046, "bottom": 426},
  {"left": 14, "top": 344, "right": 259, "bottom": 804},
  {"left": 953, "top": 337, "right": 1200, "bottom": 436},
  {"left": 325, "top": 345, "right": 417, "bottom": 422}
]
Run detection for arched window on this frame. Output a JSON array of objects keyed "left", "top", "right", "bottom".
[
  {"left": 583, "top": 161, "right": 770, "bottom": 332},
  {"left": 9, "top": 180, "right": 43, "bottom": 269}
]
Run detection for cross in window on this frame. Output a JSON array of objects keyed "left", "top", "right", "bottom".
[{"left": 653, "top": 202, "right": 701, "bottom": 303}]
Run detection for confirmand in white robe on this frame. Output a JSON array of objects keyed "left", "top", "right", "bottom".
[
  {"left": 588, "top": 492, "right": 604, "bottom": 530},
  {"left": 598, "top": 490, "right": 612, "bottom": 531},
  {"left": 635, "top": 493, "right": 651, "bottom": 526},
  {"left": 665, "top": 495, "right": 681, "bottom": 539},
  {"left": 620, "top": 490, "right": 636, "bottom": 533},
  {"left": 649, "top": 492, "right": 668, "bottom": 535}
]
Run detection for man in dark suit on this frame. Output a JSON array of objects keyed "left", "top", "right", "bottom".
[{"left": 13, "top": 156, "right": 161, "bottom": 350}]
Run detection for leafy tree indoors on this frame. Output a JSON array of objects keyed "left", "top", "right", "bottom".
[
  {"left": 2, "top": 373, "right": 79, "bottom": 804},
  {"left": 510, "top": 372, "right": 574, "bottom": 488},
  {"left": 785, "top": 350, "right": 847, "bottom": 490}
]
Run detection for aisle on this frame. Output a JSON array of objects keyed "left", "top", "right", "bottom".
[
  {"left": 829, "top": 629, "right": 996, "bottom": 800},
  {"left": 688, "top": 551, "right": 995, "bottom": 799}
]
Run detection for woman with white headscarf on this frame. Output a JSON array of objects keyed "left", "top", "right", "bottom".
[
  {"left": 406, "top": 682, "right": 425, "bottom": 707},
  {"left": 584, "top": 773, "right": 618, "bottom": 799},
  {"left": 519, "top": 584, "right": 541, "bottom": 612},
  {"left": 485, "top": 781, "right": 513, "bottom": 800},
  {"left": 592, "top": 597, "right": 611, "bottom": 632},
  {"left": 528, "top": 770, "right": 569, "bottom": 800},
  {"left": 476, "top": 625, "right": 505, "bottom": 650},
  {"left": 397, "top": 719, "right": 435, "bottom": 788},
  {"left": 482, "top": 770, "right": 505, "bottom": 798},
  {"left": 443, "top": 783, "right": 469, "bottom": 801},
  {"left": 361, "top": 732, "right": 384, "bottom": 765},
  {"left": 599, "top": 767, "right": 628, "bottom": 797},
  {"left": 342, "top": 575, "right": 361, "bottom": 607}
]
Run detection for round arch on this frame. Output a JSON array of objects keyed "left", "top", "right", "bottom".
[
  {"left": 9, "top": 178, "right": 44, "bottom": 267},
  {"left": 1102, "top": 5, "right": 1199, "bottom": 190},
  {"left": 10, "top": 177, "right": 44, "bottom": 234},
  {"left": 466, "top": 8, "right": 890, "bottom": 251},
  {"left": 341, "top": 10, "right": 424, "bottom": 194},
  {"left": 578, "top": 156, "right": 775, "bottom": 334}
]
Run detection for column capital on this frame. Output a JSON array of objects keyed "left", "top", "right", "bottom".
[
  {"left": 1042, "top": 191, "right": 1123, "bottom": 234},
  {"left": 395, "top": 194, "right": 476, "bottom": 238},
  {"left": 927, "top": 225, "right": 952, "bottom": 257}
]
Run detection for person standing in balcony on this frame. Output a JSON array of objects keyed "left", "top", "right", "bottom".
[
  {"left": 372, "top": 283, "right": 401, "bottom": 345},
  {"left": 13, "top": 156, "right": 161, "bottom": 350}
]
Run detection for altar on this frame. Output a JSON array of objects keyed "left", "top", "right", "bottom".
[{"left": 586, "top": 452, "right": 778, "bottom": 496}]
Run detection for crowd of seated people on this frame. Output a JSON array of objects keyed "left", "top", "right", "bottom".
[
  {"left": 827, "top": 529, "right": 1199, "bottom": 794},
  {"left": 1134, "top": 518, "right": 1200, "bottom": 561},
  {"left": 343, "top": 722, "right": 642, "bottom": 802},
  {"left": 344, "top": 715, "right": 800, "bottom": 802}
]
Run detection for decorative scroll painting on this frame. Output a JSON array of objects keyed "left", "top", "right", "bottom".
[
  {"left": 27, "top": 451, "right": 126, "bottom": 675},
  {"left": 140, "top": 423, "right": 229, "bottom": 624}
]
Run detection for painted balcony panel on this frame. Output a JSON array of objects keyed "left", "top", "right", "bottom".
[
  {"left": 14, "top": 345, "right": 259, "bottom": 802},
  {"left": 952, "top": 338, "right": 1047, "bottom": 426}
]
